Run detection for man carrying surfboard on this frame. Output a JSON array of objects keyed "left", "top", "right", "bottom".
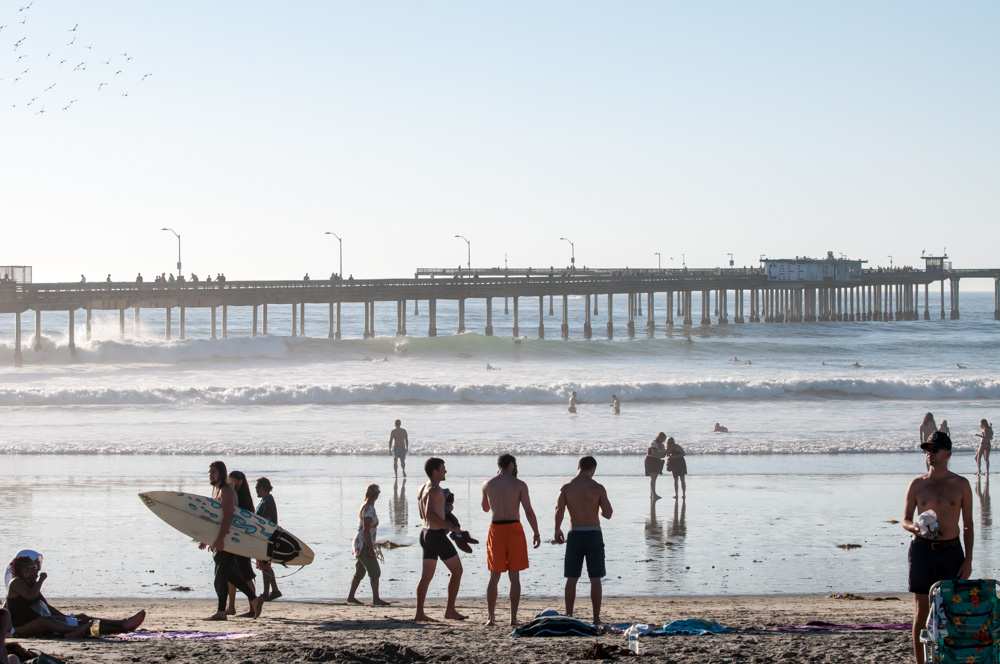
[
  {"left": 414, "top": 457, "right": 465, "bottom": 622},
  {"left": 202, "top": 461, "right": 264, "bottom": 620}
]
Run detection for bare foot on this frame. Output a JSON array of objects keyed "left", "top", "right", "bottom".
[
  {"left": 444, "top": 610, "right": 467, "bottom": 621},
  {"left": 346, "top": 597, "right": 363, "bottom": 605},
  {"left": 414, "top": 613, "right": 437, "bottom": 622},
  {"left": 123, "top": 610, "right": 146, "bottom": 632},
  {"left": 250, "top": 596, "right": 265, "bottom": 619},
  {"left": 485, "top": 618, "right": 496, "bottom": 627},
  {"left": 373, "top": 599, "right": 391, "bottom": 607},
  {"left": 268, "top": 590, "right": 282, "bottom": 601},
  {"left": 204, "top": 612, "right": 227, "bottom": 621},
  {"left": 238, "top": 611, "right": 255, "bottom": 618},
  {"left": 510, "top": 619, "right": 519, "bottom": 627},
  {"left": 225, "top": 607, "right": 236, "bottom": 616}
]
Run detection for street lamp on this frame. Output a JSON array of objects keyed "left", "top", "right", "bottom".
[
  {"left": 654, "top": 252, "right": 662, "bottom": 269},
  {"left": 888, "top": 255, "right": 894, "bottom": 269},
  {"left": 559, "top": 237, "right": 575, "bottom": 268},
  {"left": 454, "top": 234, "right": 470, "bottom": 270},
  {"left": 324, "top": 232, "right": 343, "bottom": 278},
  {"left": 160, "top": 227, "right": 181, "bottom": 278}
]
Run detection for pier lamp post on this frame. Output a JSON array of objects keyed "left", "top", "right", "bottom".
[
  {"left": 454, "top": 234, "right": 471, "bottom": 270},
  {"left": 888, "top": 255, "right": 894, "bottom": 269},
  {"left": 559, "top": 237, "right": 575, "bottom": 268},
  {"left": 324, "top": 232, "right": 343, "bottom": 278},
  {"left": 654, "top": 252, "right": 662, "bottom": 269},
  {"left": 160, "top": 227, "right": 181, "bottom": 278}
]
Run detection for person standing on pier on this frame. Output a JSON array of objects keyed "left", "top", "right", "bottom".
[
  {"left": 901, "top": 431, "right": 973, "bottom": 664},
  {"left": 389, "top": 419, "right": 409, "bottom": 478}
]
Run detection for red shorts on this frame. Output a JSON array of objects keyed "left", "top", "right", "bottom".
[{"left": 487, "top": 521, "right": 529, "bottom": 573}]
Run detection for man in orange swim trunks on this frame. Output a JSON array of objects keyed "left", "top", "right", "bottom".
[{"left": 481, "top": 454, "right": 541, "bottom": 627}]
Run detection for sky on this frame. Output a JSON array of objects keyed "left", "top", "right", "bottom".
[{"left": 2, "top": 1, "right": 998, "bottom": 283}]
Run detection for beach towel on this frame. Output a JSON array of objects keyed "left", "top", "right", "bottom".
[
  {"left": 646, "top": 619, "right": 733, "bottom": 636},
  {"left": 765, "top": 621, "right": 911, "bottom": 633},
  {"left": 108, "top": 630, "right": 254, "bottom": 641},
  {"left": 512, "top": 616, "right": 601, "bottom": 638}
]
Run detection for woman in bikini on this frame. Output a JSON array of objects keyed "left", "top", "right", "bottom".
[
  {"left": 645, "top": 433, "right": 668, "bottom": 500},
  {"left": 975, "top": 419, "right": 994, "bottom": 476}
]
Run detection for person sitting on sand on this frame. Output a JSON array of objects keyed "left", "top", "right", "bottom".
[
  {"left": 481, "top": 454, "right": 541, "bottom": 627},
  {"left": 713, "top": 422, "right": 729, "bottom": 433},
  {"left": 666, "top": 437, "right": 688, "bottom": 500},
  {"left": 5, "top": 554, "right": 145, "bottom": 638},
  {"left": 975, "top": 419, "right": 994, "bottom": 476},
  {"left": 901, "top": 431, "right": 973, "bottom": 664},
  {"left": 645, "top": 433, "right": 667, "bottom": 500},
  {"left": 568, "top": 391, "right": 578, "bottom": 414},
  {"left": 255, "top": 477, "right": 281, "bottom": 602},
  {"left": 347, "top": 484, "right": 390, "bottom": 607},
  {"left": 414, "top": 458, "right": 465, "bottom": 622},
  {"left": 554, "top": 456, "right": 613, "bottom": 625}
]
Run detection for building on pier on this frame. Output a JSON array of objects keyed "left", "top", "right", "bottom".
[{"left": 763, "top": 252, "right": 864, "bottom": 282}]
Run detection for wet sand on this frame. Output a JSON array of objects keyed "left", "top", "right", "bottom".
[{"left": 15, "top": 594, "right": 912, "bottom": 663}]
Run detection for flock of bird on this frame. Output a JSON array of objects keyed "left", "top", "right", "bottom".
[{"left": 2, "top": 2, "right": 152, "bottom": 115}]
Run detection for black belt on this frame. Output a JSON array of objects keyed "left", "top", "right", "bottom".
[{"left": 914, "top": 537, "right": 961, "bottom": 551}]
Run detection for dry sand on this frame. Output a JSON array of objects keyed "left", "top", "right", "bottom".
[{"left": 12, "top": 594, "right": 913, "bottom": 663}]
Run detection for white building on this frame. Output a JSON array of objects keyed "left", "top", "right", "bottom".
[{"left": 763, "top": 252, "right": 864, "bottom": 282}]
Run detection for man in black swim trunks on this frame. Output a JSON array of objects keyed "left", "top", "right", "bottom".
[
  {"left": 554, "top": 456, "right": 613, "bottom": 624},
  {"left": 901, "top": 431, "right": 973, "bottom": 664},
  {"left": 414, "top": 457, "right": 466, "bottom": 622}
]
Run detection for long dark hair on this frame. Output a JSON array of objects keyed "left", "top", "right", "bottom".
[
  {"left": 209, "top": 460, "right": 228, "bottom": 488},
  {"left": 229, "top": 470, "right": 254, "bottom": 511}
]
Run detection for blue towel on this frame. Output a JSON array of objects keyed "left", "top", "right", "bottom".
[
  {"left": 512, "top": 616, "right": 601, "bottom": 638},
  {"left": 647, "top": 619, "right": 733, "bottom": 636}
]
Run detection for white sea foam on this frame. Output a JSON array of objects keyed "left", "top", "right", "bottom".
[{"left": 2, "top": 377, "right": 999, "bottom": 406}]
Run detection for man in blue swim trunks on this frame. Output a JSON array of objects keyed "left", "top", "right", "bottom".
[{"left": 554, "top": 456, "right": 613, "bottom": 624}]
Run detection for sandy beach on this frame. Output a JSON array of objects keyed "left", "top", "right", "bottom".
[{"left": 12, "top": 594, "right": 913, "bottom": 663}]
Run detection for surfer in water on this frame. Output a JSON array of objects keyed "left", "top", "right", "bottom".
[
  {"left": 713, "top": 422, "right": 729, "bottom": 433},
  {"left": 610, "top": 395, "right": 620, "bottom": 416},
  {"left": 389, "top": 420, "right": 409, "bottom": 478},
  {"left": 203, "top": 461, "right": 264, "bottom": 620},
  {"left": 255, "top": 477, "right": 281, "bottom": 602},
  {"left": 568, "top": 391, "right": 578, "bottom": 414}
]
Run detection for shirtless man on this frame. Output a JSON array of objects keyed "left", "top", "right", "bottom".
[
  {"left": 481, "top": 454, "right": 541, "bottom": 627},
  {"left": 610, "top": 395, "right": 620, "bottom": 416},
  {"left": 389, "top": 420, "right": 408, "bottom": 478},
  {"left": 414, "top": 457, "right": 465, "bottom": 622},
  {"left": 202, "top": 461, "right": 263, "bottom": 620},
  {"left": 554, "top": 456, "right": 613, "bottom": 624},
  {"left": 901, "top": 431, "right": 973, "bottom": 664}
]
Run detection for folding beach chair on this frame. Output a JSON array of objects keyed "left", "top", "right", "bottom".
[{"left": 920, "top": 579, "right": 1000, "bottom": 663}]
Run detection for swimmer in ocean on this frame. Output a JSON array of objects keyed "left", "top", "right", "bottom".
[{"left": 713, "top": 422, "right": 729, "bottom": 433}]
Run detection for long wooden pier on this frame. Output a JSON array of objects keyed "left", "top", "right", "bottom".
[{"left": 2, "top": 264, "right": 999, "bottom": 366}]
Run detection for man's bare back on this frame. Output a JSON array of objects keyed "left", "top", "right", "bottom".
[
  {"left": 907, "top": 471, "right": 970, "bottom": 540},
  {"left": 483, "top": 474, "right": 528, "bottom": 522},
  {"left": 417, "top": 482, "right": 447, "bottom": 529},
  {"left": 560, "top": 476, "right": 609, "bottom": 529}
]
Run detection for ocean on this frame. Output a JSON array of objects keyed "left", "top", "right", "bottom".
[{"left": 0, "top": 290, "right": 997, "bottom": 598}]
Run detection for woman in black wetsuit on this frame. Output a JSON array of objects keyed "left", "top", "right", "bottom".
[
  {"left": 225, "top": 470, "right": 259, "bottom": 616},
  {"left": 5, "top": 556, "right": 145, "bottom": 638}
]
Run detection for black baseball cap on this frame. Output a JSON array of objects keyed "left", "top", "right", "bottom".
[{"left": 921, "top": 431, "right": 952, "bottom": 452}]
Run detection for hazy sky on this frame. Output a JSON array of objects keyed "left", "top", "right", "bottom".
[{"left": 2, "top": 2, "right": 998, "bottom": 282}]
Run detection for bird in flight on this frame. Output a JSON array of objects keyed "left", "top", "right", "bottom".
[
  {"left": 43, "top": 83, "right": 56, "bottom": 92},
  {"left": 69, "top": 23, "right": 78, "bottom": 32},
  {"left": 58, "top": 58, "right": 66, "bottom": 65},
  {"left": 85, "top": 44, "right": 93, "bottom": 50},
  {"left": 16, "top": 54, "right": 26, "bottom": 61},
  {"left": 66, "top": 35, "right": 76, "bottom": 46},
  {"left": 14, "top": 37, "right": 26, "bottom": 49},
  {"left": 103, "top": 58, "right": 111, "bottom": 65},
  {"left": 26, "top": 96, "right": 37, "bottom": 106},
  {"left": 18, "top": 1, "right": 34, "bottom": 12},
  {"left": 19, "top": 67, "right": 29, "bottom": 75},
  {"left": 121, "top": 90, "right": 128, "bottom": 97},
  {"left": 140, "top": 73, "right": 152, "bottom": 81},
  {"left": 73, "top": 61, "right": 86, "bottom": 71},
  {"left": 36, "top": 107, "right": 46, "bottom": 116},
  {"left": 97, "top": 82, "right": 107, "bottom": 91},
  {"left": 114, "top": 69, "right": 122, "bottom": 76}
]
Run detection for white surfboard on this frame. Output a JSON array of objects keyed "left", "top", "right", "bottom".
[{"left": 139, "top": 491, "right": 315, "bottom": 566}]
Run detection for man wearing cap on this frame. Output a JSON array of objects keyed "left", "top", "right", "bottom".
[{"left": 901, "top": 431, "right": 973, "bottom": 664}]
